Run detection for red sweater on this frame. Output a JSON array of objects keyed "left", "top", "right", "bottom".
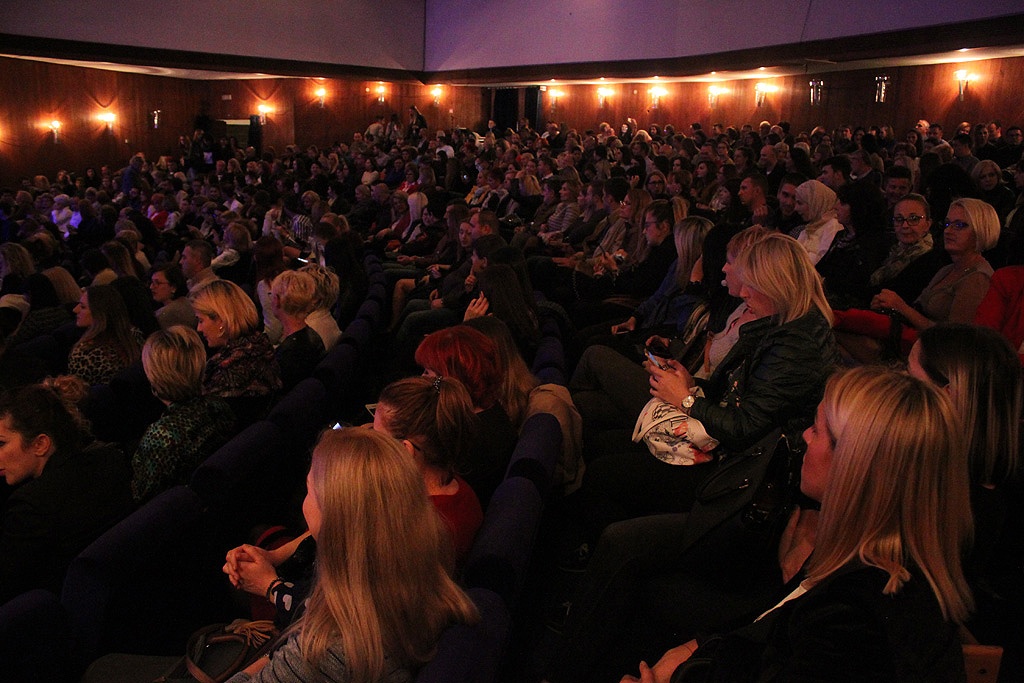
[
  {"left": 430, "top": 476, "right": 483, "bottom": 566},
  {"left": 974, "top": 266, "right": 1024, "bottom": 363}
]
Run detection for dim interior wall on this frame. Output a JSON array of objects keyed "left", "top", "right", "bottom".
[{"left": 1, "top": 55, "right": 1021, "bottom": 186}]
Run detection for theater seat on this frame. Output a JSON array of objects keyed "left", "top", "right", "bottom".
[
  {"left": 190, "top": 420, "right": 290, "bottom": 538},
  {"left": 504, "top": 412, "right": 562, "bottom": 496},
  {"left": 61, "top": 486, "right": 231, "bottom": 670},
  {"left": 0, "top": 589, "right": 71, "bottom": 683},
  {"left": 414, "top": 587, "right": 510, "bottom": 683},
  {"left": 463, "top": 477, "right": 544, "bottom": 608}
]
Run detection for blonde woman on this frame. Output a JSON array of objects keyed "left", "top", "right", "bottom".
[
  {"left": 0, "top": 242, "right": 36, "bottom": 296},
  {"left": 627, "top": 367, "right": 972, "bottom": 683},
  {"left": 224, "top": 429, "right": 478, "bottom": 683},
  {"left": 189, "top": 279, "right": 280, "bottom": 420},
  {"left": 573, "top": 233, "right": 836, "bottom": 540},
  {"left": 299, "top": 263, "right": 343, "bottom": 350},
  {"left": 608, "top": 216, "right": 713, "bottom": 337},
  {"left": 270, "top": 270, "right": 324, "bottom": 391},
  {"left": 132, "top": 326, "right": 233, "bottom": 502}
]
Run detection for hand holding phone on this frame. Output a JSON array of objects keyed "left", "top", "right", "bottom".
[{"left": 646, "top": 349, "right": 669, "bottom": 370}]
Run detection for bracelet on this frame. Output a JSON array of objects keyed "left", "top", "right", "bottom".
[{"left": 265, "top": 577, "right": 284, "bottom": 602}]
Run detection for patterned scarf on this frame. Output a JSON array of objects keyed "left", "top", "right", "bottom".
[{"left": 869, "top": 233, "right": 934, "bottom": 286}]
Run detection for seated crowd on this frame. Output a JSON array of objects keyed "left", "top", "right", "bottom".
[{"left": 0, "top": 110, "right": 1022, "bottom": 682}]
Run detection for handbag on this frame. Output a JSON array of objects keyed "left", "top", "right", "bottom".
[
  {"left": 155, "top": 619, "right": 279, "bottom": 683},
  {"left": 674, "top": 429, "right": 797, "bottom": 584},
  {"left": 632, "top": 398, "right": 717, "bottom": 466}
]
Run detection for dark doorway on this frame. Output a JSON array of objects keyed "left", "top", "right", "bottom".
[
  {"left": 523, "top": 86, "right": 541, "bottom": 131},
  {"left": 493, "top": 89, "right": 518, "bottom": 133}
]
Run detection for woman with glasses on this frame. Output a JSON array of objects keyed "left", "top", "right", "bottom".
[
  {"left": 867, "top": 194, "right": 947, "bottom": 303},
  {"left": 872, "top": 197, "right": 997, "bottom": 331},
  {"left": 150, "top": 263, "right": 195, "bottom": 330}
]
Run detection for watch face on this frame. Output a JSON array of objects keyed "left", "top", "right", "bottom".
[{"left": 682, "top": 395, "right": 696, "bottom": 409}]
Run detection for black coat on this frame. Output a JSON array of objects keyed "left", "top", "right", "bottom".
[
  {"left": 680, "top": 564, "right": 965, "bottom": 683},
  {"left": 691, "top": 310, "right": 837, "bottom": 453},
  {"left": 0, "top": 442, "right": 132, "bottom": 603}
]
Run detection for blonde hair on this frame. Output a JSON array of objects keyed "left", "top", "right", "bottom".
[
  {"left": 223, "top": 222, "right": 253, "bottom": 252},
  {"left": 948, "top": 197, "right": 999, "bottom": 252},
  {"left": 734, "top": 232, "right": 833, "bottom": 325},
  {"left": 299, "top": 429, "right": 478, "bottom": 681},
  {"left": 188, "top": 279, "right": 258, "bottom": 339},
  {"left": 670, "top": 195, "right": 690, "bottom": 223},
  {"left": 271, "top": 270, "right": 317, "bottom": 318},
  {"left": 521, "top": 174, "right": 541, "bottom": 196},
  {"left": 725, "top": 225, "right": 770, "bottom": 261},
  {"left": 299, "top": 264, "right": 340, "bottom": 310},
  {"left": 808, "top": 367, "right": 974, "bottom": 623},
  {"left": 407, "top": 192, "right": 429, "bottom": 221},
  {"left": 672, "top": 216, "right": 712, "bottom": 289},
  {"left": 0, "top": 242, "right": 35, "bottom": 279},
  {"left": 142, "top": 326, "right": 206, "bottom": 403},
  {"left": 42, "top": 266, "right": 81, "bottom": 306}
]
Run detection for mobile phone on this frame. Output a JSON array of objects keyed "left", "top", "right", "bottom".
[{"left": 646, "top": 350, "right": 668, "bottom": 369}]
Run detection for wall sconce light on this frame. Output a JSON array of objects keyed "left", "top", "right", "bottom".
[
  {"left": 549, "top": 89, "right": 564, "bottom": 111},
  {"left": 754, "top": 82, "right": 778, "bottom": 107},
  {"left": 431, "top": 86, "right": 443, "bottom": 106},
  {"left": 315, "top": 87, "right": 327, "bottom": 108},
  {"left": 375, "top": 83, "right": 386, "bottom": 104},
  {"left": 707, "top": 85, "right": 726, "bottom": 108},
  {"left": 151, "top": 110, "right": 161, "bottom": 129},
  {"left": 257, "top": 104, "right": 273, "bottom": 125},
  {"left": 873, "top": 75, "right": 890, "bottom": 104},
  {"left": 954, "top": 70, "right": 977, "bottom": 101},
  {"left": 809, "top": 80, "right": 824, "bottom": 107},
  {"left": 650, "top": 86, "right": 667, "bottom": 109},
  {"left": 98, "top": 112, "right": 116, "bottom": 132},
  {"left": 49, "top": 120, "right": 61, "bottom": 143},
  {"left": 597, "top": 87, "right": 612, "bottom": 107}
]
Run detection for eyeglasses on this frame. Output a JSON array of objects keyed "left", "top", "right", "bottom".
[
  {"left": 150, "top": 279, "right": 170, "bottom": 287},
  {"left": 943, "top": 220, "right": 971, "bottom": 231},
  {"left": 891, "top": 214, "right": 925, "bottom": 226}
]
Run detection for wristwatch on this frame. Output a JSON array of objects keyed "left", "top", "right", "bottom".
[{"left": 681, "top": 394, "right": 696, "bottom": 414}]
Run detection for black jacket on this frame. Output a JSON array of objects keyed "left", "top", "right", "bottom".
[
  {"left": 679, "top": 564, "right": 965, "bottom": 683},
  {"left": 0, "top": 442, "right": 132, "bottom": 603},
  {"left": 691, "top": 310, "right": 837, "bottom": 453}
]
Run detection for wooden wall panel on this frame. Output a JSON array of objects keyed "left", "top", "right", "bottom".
[
  {"left": 2, "top": 55, "right": 1022, "bottom": 188},
  {"left": 528, "top": 57, "right": 1024, "bottom": 143},
  {"left": 0, "top": 57, "right": 203, "bottom": 186}
]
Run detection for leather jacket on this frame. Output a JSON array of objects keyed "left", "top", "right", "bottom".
[{"left": 691, "top": 310, "right": 838, "bottom": 453}]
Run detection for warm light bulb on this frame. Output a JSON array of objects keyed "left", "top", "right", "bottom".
[
  {"left": 50, "top": 120, "right": 61, "bottom": 130},
  {"left": 315, "top": 88, "right": 326, "bottom": 98}
]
